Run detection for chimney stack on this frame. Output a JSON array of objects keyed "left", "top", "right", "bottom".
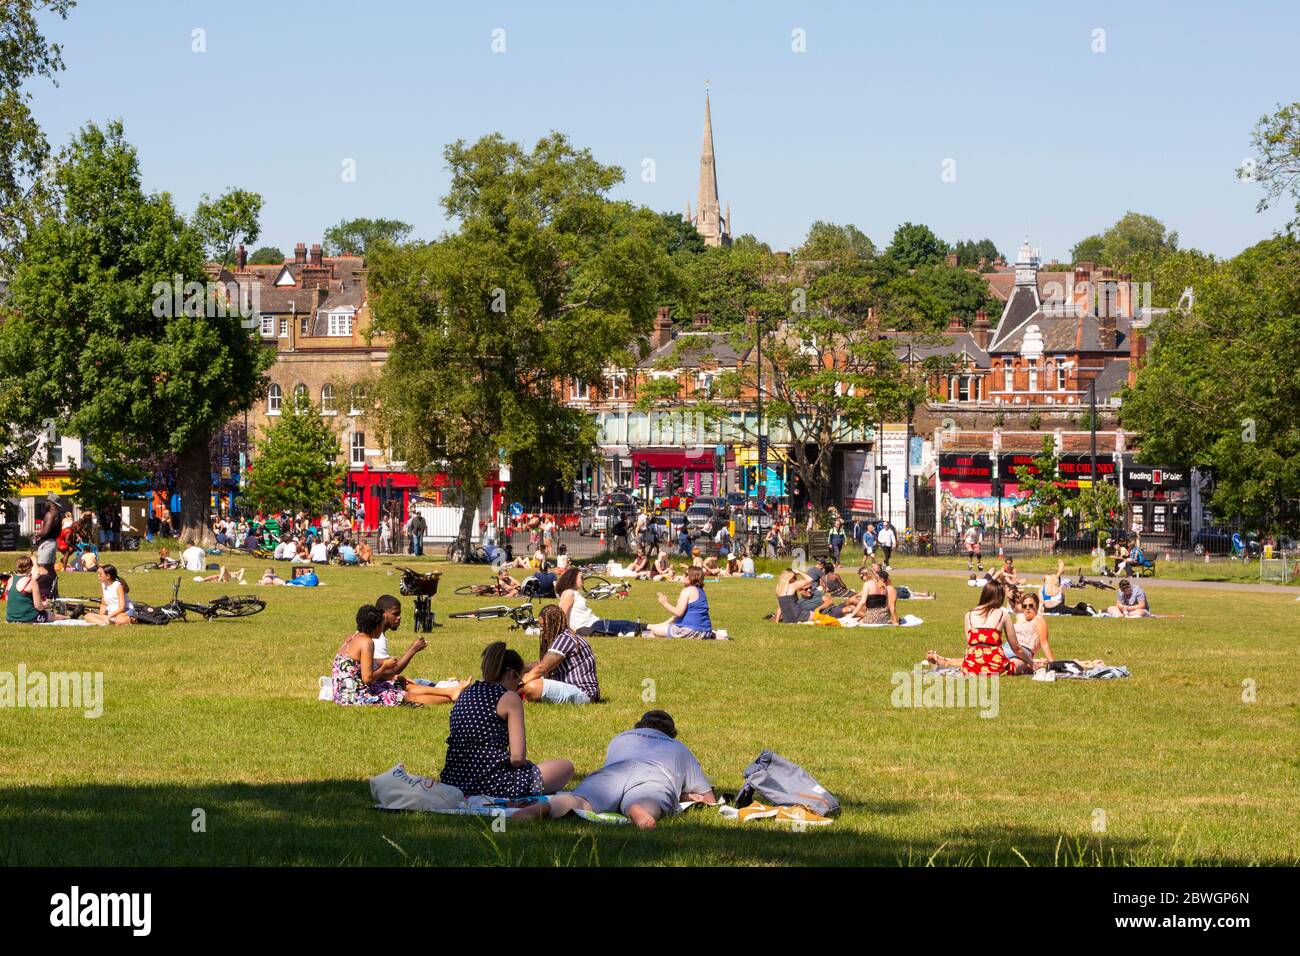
[
  {"left": 295, "top": 242, "right": 307, "bottom": 265},
  {"left": 1098, "top": 313, "right": 1118, "bottom": 350},
  {"left": 944, "top": 253, "right": 959, "bottom": 268},
  {"left": 946, "top": 314, "right": 965, "bottom": 332},
  {"left": 971, "top": 310, "right": 993, "bottom": 350},
  {"left": 235, "top": 243, "right": 247, "bottom": 271},
  {"left": 651, "top": 306, "right": 674, "bottom": 349},
  {"left": 693, "top": 311, "right": 711, "bottom": 329},
  {"left": 310, "top": 243, "right": 323, "bottom": 267}
]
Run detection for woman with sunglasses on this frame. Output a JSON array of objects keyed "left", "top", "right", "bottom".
[{"left": 1009, "top": 591, "right": 1053, "bottom": 669}]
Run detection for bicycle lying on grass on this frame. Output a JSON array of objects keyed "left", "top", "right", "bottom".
[
  {"left": 447, "top": 600, "right": 538, "bottom": 630},
  {"left": 582, "top": 576, "right": 631, "bottom": 600},
  {"left": 154, "top": 577, "right": 267, "bottom": 622}
]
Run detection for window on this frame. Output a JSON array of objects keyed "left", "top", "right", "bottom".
[
  {"left": 293, "top": 384, "right": 308, "bottom": 410},
  {"left": 1004, "top": 367, "right": 1013, "bottom": 392},
  {"left": 267, "top": 383, "right": 282, "bottom": 414},
  {"left": 351, "top": 432, "right": 366, "bottom": 465},
  {"left": 349, "top": 386, "right": 366, "bottom": 415},
  {"left": 957, "top": 376, "right": 971, "bottom": 402},
  {"left": 321, "top": 384, "right": 336, "bottom": 414},
  {"left": 606, "top": 373, "right": 626, "bottom": 400},
  {"left": 1028, "top": 363, "right": 1038, "bottom": 392},
  {"left": 48, "top": 423, "right": 63, "bottom": 465},
  {"left": 259, "top": 314, "right": 274, "bottom": 337},
  {"left": 327, "top": 310, "right": 354, "bottom": 337},
  {"left": 1057, "top": 365, "right": 1067, "bottom": 391},
  {"left": 279, "top": 318, "right": 288, "bottom": 337},
  {"left": 570, "top": 379, "right": 589, "bottom": 401},
  {"left": 299, "top": 315, "right": 309, "bottom": 337}
]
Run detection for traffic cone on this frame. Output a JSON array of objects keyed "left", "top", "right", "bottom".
[
  {"left": 997, "top": 544, "right": 1004, "bottom": 557},
  {"left": 599, "top": 527, "right": 606, "bottom": 550}
]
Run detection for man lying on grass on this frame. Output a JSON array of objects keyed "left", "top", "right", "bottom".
[{"left": 516, "top": 710, "right": 716, "bottom": 828}]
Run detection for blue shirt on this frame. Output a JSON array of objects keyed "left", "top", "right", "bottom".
[
  {"left": 675, "top": 587, "right": 712, "bottom": 632},
  {"left": 287, "top": 571, "right": 319, "bottom": 587}
]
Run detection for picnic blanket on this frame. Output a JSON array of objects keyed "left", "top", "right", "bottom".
[
  {"left": 801, "top": 613, "right": 923, "bottom": 628},
  {"left": 36, "top": 619, "right": 98, "bottom": 626},
  {"left": 369, "top": 763, "right": 550, "bottom": 816},
  {"left": 923, "top": 660, "right": 1129, "bottom": 680}
]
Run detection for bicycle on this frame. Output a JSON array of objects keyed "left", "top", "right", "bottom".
[
  {"left": 447, "top": 600, "right": 537, "bottom": 630},
  {"left": 130, "top": 558, "right": 181, "bottom": 574},
  {"left": 48, "top": 595, "right": 102, "bottom": 618},
  {"left": 156, "top": 577, "right": 267, "bottom": 622},
  {"left": 454, "top": 577, "right": 514, "bottom": 597},
  {"left": 397, "top": 566, "right": 442, "bottom": 632},
  {"left": 583, "top": 576, "right": 631, "bottom": 600}
]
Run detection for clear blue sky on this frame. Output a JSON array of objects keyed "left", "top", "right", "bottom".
[{"left": 25, "top": 0, "right": 1298, "bottom": 262}]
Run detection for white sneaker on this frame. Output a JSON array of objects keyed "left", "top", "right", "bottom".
[{"left": 713, "top": 629, "right": 730, "bottom": 641}]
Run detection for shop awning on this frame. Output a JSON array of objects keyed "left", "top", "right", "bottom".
[{"left": 631, "top": 449, "right": 716, "bottom": 469}]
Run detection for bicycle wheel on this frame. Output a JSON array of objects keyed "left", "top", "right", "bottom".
[
  {"left": 211, "top": 596, "right": 267, "bottom": 619},
  {"left": 582, "top": 576, "right": 612, "bottom": 598},
  {"left": 448, "top": 605, "right": 511, "bottom": 620},
  {"left": 454, "top": 584, "right": 493, "bottom": 596},
  {"left": 130, "top": 562, "right": 161, "bottom": 573}
]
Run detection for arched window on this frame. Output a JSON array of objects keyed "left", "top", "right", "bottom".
[
  {"left": 321, "top": 383, "right": 336, "bottom": 414},
  {"left": 268, "top": 383, "right": 282, "bottom": 414},
  {"left": 294, "top": 384, "right": 308, "bottom": 410}
]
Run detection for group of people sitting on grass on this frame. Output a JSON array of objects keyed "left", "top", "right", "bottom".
[
  {"left": 771, "top": 560, "right": 935, "bottom": 625},
  {"left": 970, "top": 557, "right": 1155, "bottom": 618},
  {"left": 4, "top": 556, "right": 136, "bottom": 626},
  {"left": 621, "top": 547, "right": 756, "bottom": 582},
  {"left": 329, "top": 606, "right": 712, "bottom": 828}
]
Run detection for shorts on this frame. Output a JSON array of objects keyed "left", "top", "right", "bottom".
[
  {"left": 573, "top": 762, "right": 676, "bottom": 817},
  {"left": 36, "top": 540, "right": 58, "bottom": 567},
  {"left": 540, "top": 679, "right": 592, "bottom": 705},
  {"left": 667, "top": 625, "right": 714, "bottom": 640}
]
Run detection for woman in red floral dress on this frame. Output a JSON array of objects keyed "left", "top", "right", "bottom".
[{"left": 958, "top": 581, "right": 1027, "bottom": 674}]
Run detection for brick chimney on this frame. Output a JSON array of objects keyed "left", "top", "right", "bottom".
[
  {"left": 944, "top": 252, "right": 959, "bottom": 268},
  {"left": 1073, "top": 265, "right": 1092, "bottom": 315},
  {"left": 236, "top": 243, "right": 247, "bottom": 271},
  {"left": 1116, "top": 272, "right": 1133, "bottom": 318},
  {"left": 693, "top": 311, "right": 711, "bottom": 329},
  {"left": 1128, "top": 322, "right": 1146, "bottom": 385},
  {"left": 971, "top": 310, "right": 993, "bottom": 349},
  {"left": 651, "top": 306, "right": 673, "bottom": 349},
  {"left": 1098, "top": 313, "right": 1118, "bottom": 350},
  {"left": 310, "top": 243, "right": 323, "bottom": 267},
  {"left": 977, "top": 256, "right": 987, "bottom": 270},
  {"left": 946, "top": 314, "right": 965, "bottom": 332},
  {"left": 294, "top": 242, "right": 307, "bottom": 265}
]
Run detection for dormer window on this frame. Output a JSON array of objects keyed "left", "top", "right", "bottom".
[
  {"left": 324, "top": 309, "right": 355, "bottom": 337},
  {"left": 259, "top": 314, "right": 275, "bottom": 337}
]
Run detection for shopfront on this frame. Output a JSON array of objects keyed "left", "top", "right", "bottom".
[
  {"left": 345, "top": 467, "right": 509, "bottom": 531},
  {"left": 1122, "top": 461, "right": 1190, "bottom": 546},
  {"left": 631, "top": 449, "right": 720, "bottom": 498}
]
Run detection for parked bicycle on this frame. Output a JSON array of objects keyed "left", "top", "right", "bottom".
[
  {"left": 397, "top": 566, "right": 442, "bottom": 632},
  {"left": 130, "top": 557, "right": 181, "bottom": 573},
  {"left": 453, "top": 576, "right": 515, "bottom": 597}
]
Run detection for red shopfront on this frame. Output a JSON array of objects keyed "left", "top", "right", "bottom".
[
  {"left": 346, "top": 467, "right": 508, "bottom": 530},
  {"left": 631, "top": 449, "right": 720, "bottom": 497}
]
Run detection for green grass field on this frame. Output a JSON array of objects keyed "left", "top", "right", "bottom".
[{"left": 1, "top": 551, "right": 1297, "bottom": 866}]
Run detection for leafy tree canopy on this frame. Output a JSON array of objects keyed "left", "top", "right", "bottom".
[
  {"left": 248, "top": 245, "right": 284, "bottom": 265},
  {"left": 322, "top": 216, "right": 412, "bottom": 256},
  {"left": 192, "top": 188, "right": 262, "bottom": 268},
  {"left": 1240, "top": 101, "right": 1300, "bottom": 234},
  {"left": 242, "top": 400, "right": 346, "bottom": 515},
  {"left": 884, "top": 221, "right": 948, "bottom": 268}
]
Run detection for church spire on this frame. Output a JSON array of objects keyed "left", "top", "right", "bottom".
[{"left": 694, "top": 88, "right": 730, "bottom": 247}]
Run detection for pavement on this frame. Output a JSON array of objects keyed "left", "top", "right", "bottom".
[{"left": 887, "top": 565, "right": 1300, "bottom": 595}]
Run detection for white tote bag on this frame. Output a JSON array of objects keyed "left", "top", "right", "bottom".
[{"left": 370, "top": 763, "right": 465, "bottom": 812}]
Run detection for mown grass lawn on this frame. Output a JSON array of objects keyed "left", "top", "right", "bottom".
[{"left": 1, "top": 551, "right": 1297, "bottom": 866}]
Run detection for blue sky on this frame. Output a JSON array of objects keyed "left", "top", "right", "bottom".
[{"left": 25, "top": 0, "right": 1298, "bottom": 262}]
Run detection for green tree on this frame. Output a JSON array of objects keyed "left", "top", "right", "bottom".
[
  {"left": 0, "top": 0, "right": 75, "bottom": 267},
  {"left": 952, "top": 238, "right": 1002, "bottom": 269},
  {"left": 1012, "top": 437, "right": 1122, "bottom": 539},
  {"left": 1240, "top": 101, "right": 1300, "bottom": 233},
  {"left": 797, "top": 221, "right": 876, "bottom": 262},
  {"left": 192, "top": 188, "right": 263, "bottom": 269},
  {"left": 248, "top": 245, "right": 284, "bottom": 265},
  {"left": 657, "top": 210, "right": 706, "bottom": 255},
  {"left": 1072, "top": 212, "right": 1177, "bottom": 269},
  {"left": 322, "top": 217, "right": 412, "bottom": 256},
  {"left": 369, "top": 132, "right": 676, "bottom": 556},
  {"left": 1120, "top": 235, "right": 1300, "bottom": 533},
  {"left": 884, "top": 221, "right": 948, "bottom": 268},
  {"left": 0, "top": 121, "right": 273, "bottom": 544},
  {"left": 242, "top": 401, "right": 346, "bottom": 515}
]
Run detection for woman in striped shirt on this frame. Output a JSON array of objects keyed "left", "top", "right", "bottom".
[{"left": 519, "top": 605, "right": 600, "bottom": 704}]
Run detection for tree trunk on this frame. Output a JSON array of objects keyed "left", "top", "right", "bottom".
[
  {"left": 177, "top": 436, "right": 215, "bottom": 546},
  {"left": 454, "top": 478, "right": 483, "bottom": 561}
]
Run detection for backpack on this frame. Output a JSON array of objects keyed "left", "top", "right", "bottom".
[
  {"left": 735, "top": 749, "right": 839, "bottom": 816},
  {"left": 132, "top": 603, "right": 171, "bottom": 625}
]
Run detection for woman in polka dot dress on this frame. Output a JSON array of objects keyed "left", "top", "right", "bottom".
[{"left": 439, "top": 642, "right": 574, "bottom": 798}]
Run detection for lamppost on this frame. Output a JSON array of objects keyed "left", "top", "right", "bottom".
[{"left": 750, "top": 307, "right": 766, "bottom": 506}]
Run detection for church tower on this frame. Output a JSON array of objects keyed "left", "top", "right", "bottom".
[{"left": 690, "top": 90, "right": 731, "bottom": 247}]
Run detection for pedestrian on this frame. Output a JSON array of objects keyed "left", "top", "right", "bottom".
[
  {"left": 829, "top": 518, "right": 846, "bottom": 565},
  {"left": 877, "top": 521, "right": 897, "bottom": 569}
]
